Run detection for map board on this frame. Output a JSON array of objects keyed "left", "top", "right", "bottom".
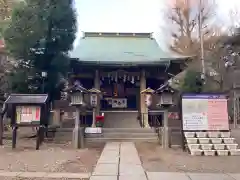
[
  {"left": 16, "top": 106, "right": 41, "bottom": 124},
  {"left": 182, "top": 94, "right": 229, "bottom": 131}
]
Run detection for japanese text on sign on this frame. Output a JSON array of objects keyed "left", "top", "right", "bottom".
[{"left": 182, "top": 94, "right": 229, "bottom": 131}]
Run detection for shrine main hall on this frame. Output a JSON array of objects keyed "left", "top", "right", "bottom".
[{"left": 68, "top": 32, "right": 189, "bottom": 128}]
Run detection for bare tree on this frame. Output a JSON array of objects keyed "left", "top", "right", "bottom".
[
  {"left": 165, "top": 0, "right": 216, "bottom": 56},
  {"left": 228, "top": 7, "right": 240, "bottom": 35}
]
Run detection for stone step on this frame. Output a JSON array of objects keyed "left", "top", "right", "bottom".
[
  {"left": 85, "top": 137, "right": 158, "bottom": 142},
  {"left": 102, "top": 128, "right": 156, "bottom": 133},
  {"left": 85, "top": 132, "right": 156, "bottom": 138},
  {"left": 103, "top": 132, "right": 157, "bottom": 138},
  {"left": 50, "top": 128, "right": 158, "bottom": 142}
]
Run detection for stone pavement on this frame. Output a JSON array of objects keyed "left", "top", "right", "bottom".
[{"left": 90, "top": 142, "right": 146, "bottom": 180}]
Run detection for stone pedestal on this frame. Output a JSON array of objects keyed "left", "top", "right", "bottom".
[
  {"left": 163, "top": 110, "right": 169, "bottom": 148},
  {"left": 72, "top": 108, "right": 85, "bottom": 149}
]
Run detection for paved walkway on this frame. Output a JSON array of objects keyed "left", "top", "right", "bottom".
[{"left": 90, "top": 142, "right": 146, "bottom": 180}]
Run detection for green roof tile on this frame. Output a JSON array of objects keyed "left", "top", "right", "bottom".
[{"left": 69, "top": 32, "right": 189, "bottom": 65}]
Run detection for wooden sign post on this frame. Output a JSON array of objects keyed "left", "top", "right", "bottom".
[{"left": 5, "top": 94, "right": 49, "bottom": 150}]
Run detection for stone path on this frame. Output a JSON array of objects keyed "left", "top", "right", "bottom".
[{"left": 90, "top": 142, "right": 146, "bottom": 180}]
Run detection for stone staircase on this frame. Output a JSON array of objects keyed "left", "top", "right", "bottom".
[
  {"left": 185, "top": 131, "right": 240, "bottom": 156},
  {"left": 85, "top": 128, "right": 159, "bottom": 142},
  {"left": 49, "top": 111, "right": 158, "bottom": 143}
]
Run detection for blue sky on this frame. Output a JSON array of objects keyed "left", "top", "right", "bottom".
[{"left": 74, "top": 0, "right": 240, "bottom": 48}]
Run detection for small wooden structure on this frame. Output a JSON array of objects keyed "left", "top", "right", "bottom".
[{"left": 4, "top": 94, "right": 49, "bottom": 150}]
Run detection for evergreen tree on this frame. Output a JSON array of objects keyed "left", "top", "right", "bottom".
[
  {"left": 181, "top": 70, "right": 203, "bottom": 93},
  {"left": 4, "top": 0, "right": 77, "bottom": 100}
]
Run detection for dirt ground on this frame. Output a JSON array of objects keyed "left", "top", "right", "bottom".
[
  {"left": 136, "top": 142, "right": 240, "bottom": 173},
  {"left": 0, "top": 136, "right": 104, "bottom": 174}
]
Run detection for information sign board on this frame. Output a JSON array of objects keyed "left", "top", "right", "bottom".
[
  {"left": 16, "top": 106, "right": 41, "bottom": 124},
  {"left": 182, "top": 94, "right": 229, "bottom": 130}
]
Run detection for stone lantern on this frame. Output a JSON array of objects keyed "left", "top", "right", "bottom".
[
  {"left": 155, "top": 83, "right": 176, "bottom": 149},
  {"left": 88, "top": 88, "right": 101, "bottom": 127},
  {"left": 67, "top": 82, "right": 89, "bottom": 149},
  {"left": 156, "top": 83, "right": 174, "bottom": 108}
]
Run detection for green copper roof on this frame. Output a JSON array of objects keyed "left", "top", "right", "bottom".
[{"left": 69, "top": 32, "right": 189, "bottom": 65}]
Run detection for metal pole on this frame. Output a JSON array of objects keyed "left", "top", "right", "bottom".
[{"left": 199, "top": 0, "right": 206, "bottom": 81}]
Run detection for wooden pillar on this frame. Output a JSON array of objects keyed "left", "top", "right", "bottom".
[
  {"left": 140, "top": 69, "right": 149, "bottom": 127},
  {"left": 93, "top": 70, "right": 100, "bottom": 126}
]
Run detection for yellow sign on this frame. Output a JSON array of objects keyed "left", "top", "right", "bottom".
[{"left": 16, "top": 106, "right": 41, "bottom": 124}]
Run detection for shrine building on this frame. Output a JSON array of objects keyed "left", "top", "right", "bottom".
[{"left": 69, "top": 32, "right": 190, "bottom": 128}]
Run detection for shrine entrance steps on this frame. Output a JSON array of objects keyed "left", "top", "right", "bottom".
[{"left": 85, "top": 128, "right": 159, "bottom": 143}]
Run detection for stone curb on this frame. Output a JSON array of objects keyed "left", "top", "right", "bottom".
[{"left": 0, "top": 171, "right": 91, "bottom": 178}]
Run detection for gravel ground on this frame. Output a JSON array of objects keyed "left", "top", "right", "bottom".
[
  {"left": 0, "top": 137, "right": 103, "bottom": 173},
  {"left": 135, "top": 142, "right": 240, "bottom": 173}
]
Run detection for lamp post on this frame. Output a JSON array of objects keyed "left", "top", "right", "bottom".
[
  {"left": 140, "top": 87, "right": 155, "bottom": 127},
  {"left": 89, "top": 88, "right": 101, "bottom": 127},
  {"left": 68, "top": 83, "right": 88, "bottom": 149},
  {"left": 41, "top": 71, "right": 47, "bottom": 93}
]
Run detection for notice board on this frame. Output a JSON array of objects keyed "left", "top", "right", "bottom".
[
  {"left": 16, "top": 106, "right": 41, "bottom": 124},
  {"left": 182, "top": 94, "right": 229, "bottom": 131}
]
